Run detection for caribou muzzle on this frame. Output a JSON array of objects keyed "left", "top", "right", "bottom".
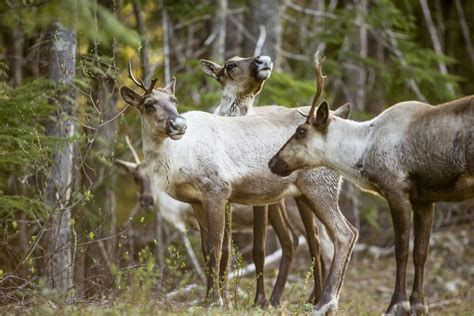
[
  {"left": 268, "top": 155, "right": 292, "bottom": 177},
  {"left": 252, "top": 55, "right": 273, "bottom": 80},
  {"left": 167, "top": 115, "right": 187, "bottom": 140},
  {"left": 140, "top": 194, "right": 154, "bottom": 208}
]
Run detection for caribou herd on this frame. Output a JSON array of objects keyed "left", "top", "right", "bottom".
[{"left": 118, "top": 52, "right": 473, "bottom": 315}]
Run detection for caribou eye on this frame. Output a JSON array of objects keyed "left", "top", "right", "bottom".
[
  {"left": 143, "top": 101, "right": 155, "bottom": 112},
  {"left": 226, "top": 63, "right": 237, "bottom": 72},
  {"left": 296, "top": 127, "right": 307, "bottom": 139}
]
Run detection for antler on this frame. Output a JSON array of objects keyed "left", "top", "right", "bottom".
[
  {"left": 125, "top": 135, "right": 141, "bottom": 164},
  {"left": 127, "top": 62, "right": 158, "bottom": 95},
  {"left": 307, "top": 51, "right": 326, "bottom": 120}
]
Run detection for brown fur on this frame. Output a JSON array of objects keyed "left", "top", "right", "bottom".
[{"left": 270, "top": 95, "right": 474, "bottom": 315}]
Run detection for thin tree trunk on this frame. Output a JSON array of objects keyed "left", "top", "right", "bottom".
[
  {"left": 454, "top": 0, "right": 474, "bottom": 67},
  {"left": 419, "top": 0, "right": 454, "bottom": 94},
  {"left": 3, "top": 18, "right": 23, "bottom": 87},
  {"left": 45, "top": 21, "right": 76, "bottom": 294},
  {"left": 95, "top": 0, "right": 119, "bottom": 265},
  {"left": 340, "top": 0, "right": 368, "bottom": 110},
  {"left": 133, "top": 0, "right": 152, "bottom": 84},
  {"left": 210, "top": 0, "right": 227, "bottom": 61},
  {"left": 225, "top": 8, "right": 243, "bottom": 57},
  {"left": 243, "top": 0, "right": 282, "bottom": 69},
  {"left": 161, "top": 1, "right": 171, "bottom": 85}
]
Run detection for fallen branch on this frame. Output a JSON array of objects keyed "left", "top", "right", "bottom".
[
  {"left": 165, "top": 283, "right": 198, "bottom": 299},
  {"left": 429, "top": 298, "right": 463, "bottom": 310}
]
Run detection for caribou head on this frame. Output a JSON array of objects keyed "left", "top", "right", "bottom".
[
  {"left": 120, "top": 63, "right": 187, "bottom": 140},
  {"left": 200, "top": 55, "right": 273, "bottom": 106},
  {"left": 115, "top": 136, "right": 154, "bottom": 208},
  {"left": 269, "top": 52, "right": 351, "bottom": 177}
]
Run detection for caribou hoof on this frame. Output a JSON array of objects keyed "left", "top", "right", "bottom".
[
  {"left": 384, "top": 301, "right": 410, "bottom": 316},
  {"left": 312, "top": 296, "right": 338, "bottom": 316},
  {"left": 254, "top": 295, "right": 270, "bottom": 309},
  {"left": 269, "top": 295, "right": 281, "bottom": 307},
  {"left": 410, "top": 303, "right": 428, "bottom": 315}
]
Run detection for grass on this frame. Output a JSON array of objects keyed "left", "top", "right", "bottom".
[{"left": 1, "top": 225, "right": 472, "bottom": 315}]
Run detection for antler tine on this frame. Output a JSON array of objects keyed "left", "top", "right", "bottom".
[
  {"left": 125, "top": 135, "right": 141, "bottom": 164},
  {"left": 307, "top": 51, "right": 326, "bottom": 120},
  {"left": 127, "top": 62, "right": 147, "bottom": 92},
  {"left": 128, "top": 62, "right": 159, "bottom": 95},
  {"left": 146, "top": 78, "right": 158, "bottom": 94}
]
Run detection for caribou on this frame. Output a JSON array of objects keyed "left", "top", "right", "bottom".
[
  {"left": 119, "top": 58, "right": 357, "bottom": 314},
  {"left": 200, "top": 55, "right": 333, "bottom": 306},
  {"left": 117, "top": 56, "right": 333, "bottom": 306},
  {"left": 269, "top": 54, "right": 474, "bottom": 315}
]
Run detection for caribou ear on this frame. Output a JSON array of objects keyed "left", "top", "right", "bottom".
[
  {"left": 200, "top": 59, "right": 223, "bottom": 80},
  {"left": 313, "top": 101, "right": 330, "bottom": 128},
  {"left": 115, "top": 159, "right": 138, "bottom": 173},
  {"left": 164, "top": 77, "right": 176, "bottom": 95},
  {"left": 120, "top": 86, "right": 142, "bottom": 107},
  {"left": 334, "top": 103, "right": 352, "bottom": 119}
]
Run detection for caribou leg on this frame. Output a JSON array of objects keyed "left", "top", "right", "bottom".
[
  {"left": 296, "top": 180, "right": 357, "bottom": 315},
  {"left": 203, "top": 197, "right": 227, "bottom": 306},
  {"left": 219, "top": 205, "right": 232, "bottom": 303},
  {"left": 252, "top": 205, "right": 269, "bottom": 308},
  {"left": 268, "top": 200, "right": 299, "bottom": 306},
  {"left": 409, "top": 201, "right": 434, "bottom": 316},
  {"left": 295, "top": 197, "right": 324, "bottom": 304},
  {"left": 191, "top": 203, "right": 210, "bottom": 296},
  {"left": 385, "top": 193, "right": 412, "bottom": 316}
]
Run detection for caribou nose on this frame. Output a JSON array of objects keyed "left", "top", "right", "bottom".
[
  {"left": 254, "top": 55, "right": 272, "bottom": 67},
  {"left": 140, "top": 195, "right": 154, "bottom": 207},
  {"left": 168, "top": 116, "right": 187, "bottom": 140},
  {"left": 169, "top": 116, "right": 187, "bottom": 132},
  {"left": 268, "top": 156, "right": 291, "bottom": 177}
]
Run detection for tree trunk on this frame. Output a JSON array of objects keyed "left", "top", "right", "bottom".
[
  {"left": 94, "top": 0, "right": 120, "bottom": 266},
  {"left": 161, "top": 0, "right": 171, "bottom": 85},
  {"left": 454, "top": 0, "right": 474, "bottom": 67},
  {"left": 3, "top": 18, "right": 23, "bottom": 87},
  {"left": 45, "top": 21, "right": 76, "bottom": 294},
  {"left": 419, "top": 0, "right": 454, "bottom": 95},
  {"left": 243, "top": 0, "right": 282, "bottom": 69},
  {"left": 339, "top": 0, "right": 368, "bottom": 111},
  {"left": 210, "top": 0, "right": 227, "bottom": 61},
  {"left": 133, "top": 0, "right": 152, "bottom": 84}
]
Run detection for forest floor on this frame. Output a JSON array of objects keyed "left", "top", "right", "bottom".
[{"left": 1, "top": 224, "right": 472, "bottom": 315}]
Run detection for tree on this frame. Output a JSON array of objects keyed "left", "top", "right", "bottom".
[
  {"left": 243, "top": 0, "right": 282, "bottom": 68},
  {"left": 45, "top": 21, "right": 76, "bottom": 293},
  {"left": 210, "top": 0, "right": 227, "bottom": 61}
]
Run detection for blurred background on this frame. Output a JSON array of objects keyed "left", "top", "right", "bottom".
[{"left": 0, "top": 0, "right": 472, "bottom": 314}]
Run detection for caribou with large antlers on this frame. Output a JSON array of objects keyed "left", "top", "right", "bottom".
[
  {"left": 119, "top": 60, "right": 356, "bottom": 314},
  {"left": 269, "top": 53, "right": 474, "bottom": 315}
]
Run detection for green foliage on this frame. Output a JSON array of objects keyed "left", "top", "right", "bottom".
[
  {"left": 313, "top": 0, "right": 460, "bottom": 105},
  {"left": 0, "top": 64, "right": 60, "bottom": 217},
  {"left": 258, "top": 72, "right": 317, "bottom": 108},
  {"left": 0, "top": 0, "right": 140, "bottom": 48}
]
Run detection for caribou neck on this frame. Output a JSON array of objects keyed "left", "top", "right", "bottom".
[
  {"left": 322, "top": 118, "right": 372, "bottom": 186},
  {"left": 215, "top": 93, "right": 255, "bottom": 116},
  {"left": 141, "top": 123, "right": 171, "bottom": 179}
]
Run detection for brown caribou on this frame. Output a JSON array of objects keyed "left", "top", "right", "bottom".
[{"left": 269, "top": 53, "right": 474, "bottom": 315}]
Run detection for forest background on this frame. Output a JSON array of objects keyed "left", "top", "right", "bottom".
[{"left": 0, "top": 0, "right": 472, "bottom": 314}]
